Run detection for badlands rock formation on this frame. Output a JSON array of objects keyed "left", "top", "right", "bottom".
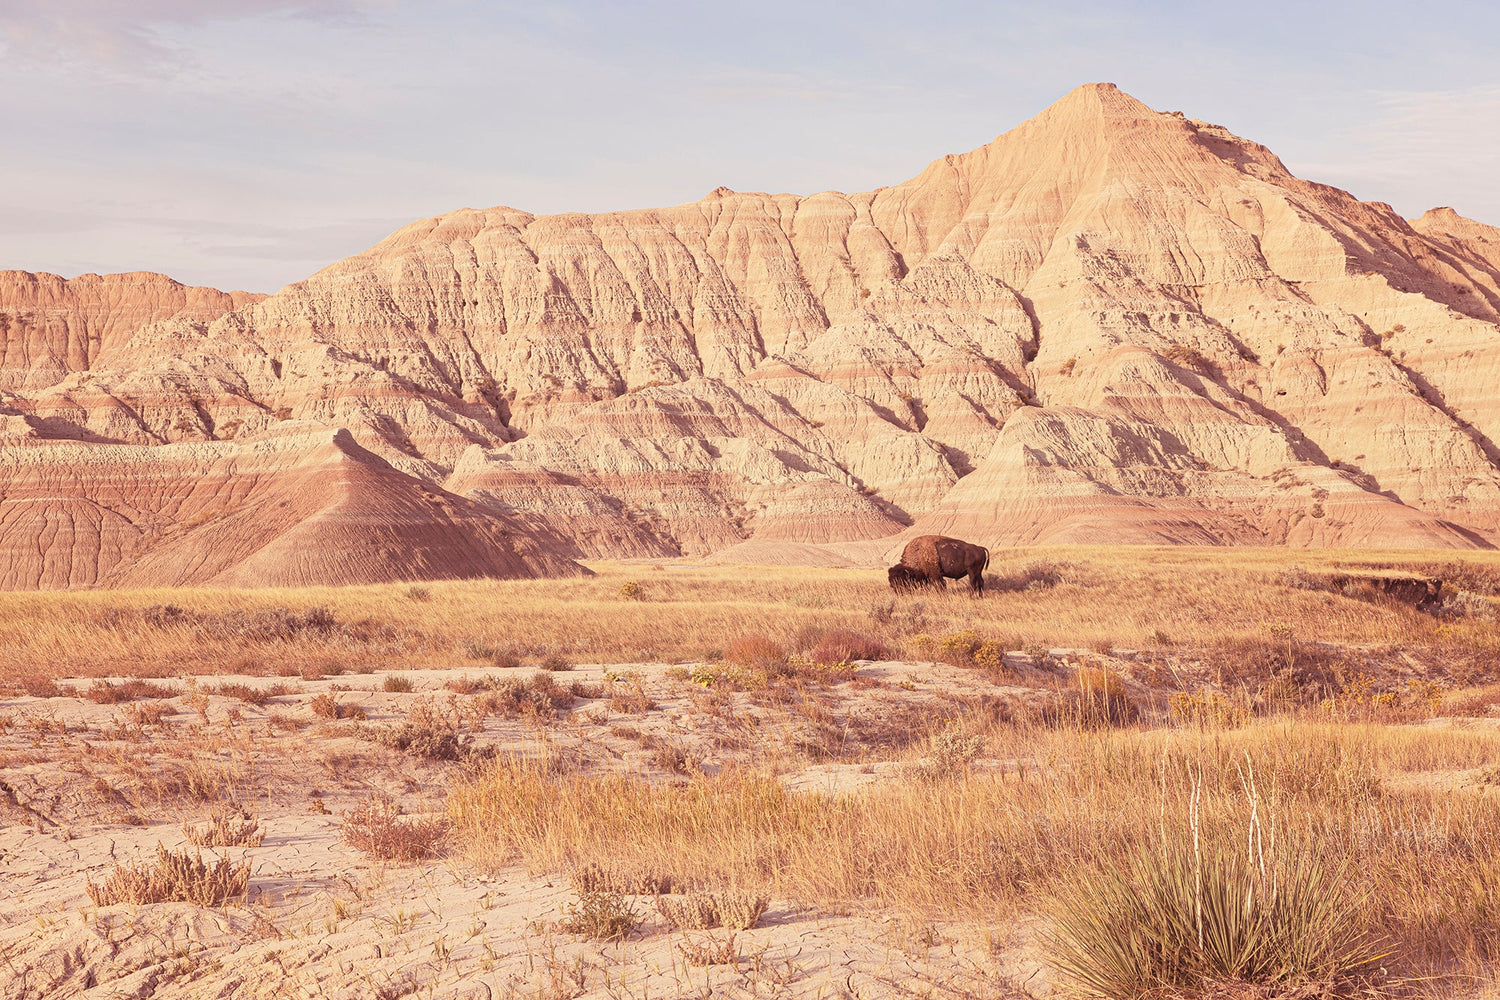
[{"left": 5, "top": 82, "right": 1500, "bottom": 587}]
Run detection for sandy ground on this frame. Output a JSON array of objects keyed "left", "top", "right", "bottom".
[{"left": 0, "top": 658, "right": 1071, "bottom": 999}]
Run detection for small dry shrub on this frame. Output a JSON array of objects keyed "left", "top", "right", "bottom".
[
  {"left": 340, "top": 798, "right": 448, "bottom": 861},
  {"left": 1162, "top": 341, "right": 1215, "bottom": 372},
  {"left": 471, "top": 673, "right": 573, "bottom": 720},
  {"left": 650, "top": 741, "right": 692, "bottom": 774},
  {"left": 725, "top": 634, "right": 787, "bottom": 671},
  {"left": 1281, "top": 565, "right": 1333, "bottom": 592},
  {"left": 540, "top": 653, "right": 573, "bottom": 671},
  {"left": 609, "top": 687, "right": 655, "bottom": 715},
  {"left": 656, "top": 891, "right": 768, "bottom": 931},
  {"left": 84, "top": 679, "right": 179, "bottom": 704},
  {"left": 459, "top": 636, "right": 495, "bottom": 659},
  {"left": 268, "top": 711, "right": 310, "bottom": 731},
  {"left": 678, "top": 932, "right": 739, "bottom": 966},
  {"left": 246, "top": 606, "right": 338, "bottom": 642},
  {"left": 365, "top": 701, "right": 466, "bottom": 759},
  {"left": 460, "top": 637, "right": 526, "bottom": 668},
  {"left": 125, "top": 702, "right": 173, "bottom": 727},
  {"left": 808, "top": 629, "right": 889, "bottom": 665},
  {"left": 310, "top": 693, "right": 364, "bottom": 720},
  {"left": 86, "top": 845, "right": 250, "bottom": 907},
  {"left": 561, "top": 865, "right": 640, "bottom": 940},
  {"left": 617, "top": 581, "right": 642, "bottom": 601},
  {"left": 14, "top": 674, "right": 61, "bottom": 698},
  {"left": 383, "top": 675, "right": 415, "bottom": 693},
  {"left": 573, "top": 860, "right": 674, "bottom": 895},
  {"left": 184, "top": 806, "right": 265, "bottom": 847},
  {"left": 930, "top": 727, "right": 985, "bottom": 772},
  {"left": 405, "top": 585, "right": 432, "bottom": 602},
  {"left": 206, "top": 682, "right": 293, "bottom": 705},
  {"left": 713, "top": 891, "right": 769, "bottom": 931},
  {"left": 569, "top": 680, "right": 604, "bottom": 699},
  {"left": 656, "top": 892, "right": 717, "bottom": 929},
  {"left": 141, "top": 603, "right": 192, "bottom": 628}
]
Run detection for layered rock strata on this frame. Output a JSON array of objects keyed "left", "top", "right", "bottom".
[{"left": 5, "top": 83, "right": 1500, "bottom": 586}]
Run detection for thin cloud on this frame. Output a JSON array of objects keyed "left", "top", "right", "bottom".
[
  {"left": 0, "top": 0, "right": 378, "bottom": 70},
  {"left": 1296, "top": 86, "right": 1500, "bottom": 223}
]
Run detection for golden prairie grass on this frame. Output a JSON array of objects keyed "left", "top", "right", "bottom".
[
  {"left": 4, "top": 546, "right": 1499, "bottom": 687},
  {"left": 449, "top": 720, "right": 1500, "bottom": 982}
]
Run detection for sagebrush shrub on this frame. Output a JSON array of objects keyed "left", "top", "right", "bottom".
[
  {"left": 656, "top": 889, "right": 770, "bottom": 931},
  {"left": 87, "top": 845, "right": 250, "bottom": 907},
  {"left": 341, "top": 798, "right": 448, "bottom": 861},
  {"left": 84, "top": 679, "right": 179, "bottom": 704},
  {"left": 311, "top": 693, "right": 363, "bottom": 720},
  {"left": 561, "top": 865, "right": 639, "bottom": 940},
  {"left": 183, "top": 806, "right": 265, "bottom": 847}
]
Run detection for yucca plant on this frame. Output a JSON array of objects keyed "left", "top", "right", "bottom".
[{"left": 1045, "top": 814, "right": 1387, "bottom": 999}]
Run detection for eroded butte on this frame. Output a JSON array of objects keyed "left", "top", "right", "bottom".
[{"left": 6, "top": 82, "right": 1500, "bottom": 588}]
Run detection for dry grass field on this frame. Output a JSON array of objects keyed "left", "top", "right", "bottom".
[
  {"left": 4, "top": 547, "right": 1500, "bottom": 999},
  {"left": 6, "top": 545, "right": 1500, "bottom": 685}
]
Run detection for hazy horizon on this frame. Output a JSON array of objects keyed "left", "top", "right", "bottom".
[{"left": 2, "top": 1, "right": 1498, "bottom": 293}]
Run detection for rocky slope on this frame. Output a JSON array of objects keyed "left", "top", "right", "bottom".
[{"left": 5, "top": 83, "right": 1500, "bottom": 587}]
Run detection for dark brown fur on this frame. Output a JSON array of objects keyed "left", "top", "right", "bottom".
[
  {"left": 887, "top": 564, "right": 938, "bottom": 592},
  {"left": 891, "top": 535, "right": 991, "bottom": 594}
]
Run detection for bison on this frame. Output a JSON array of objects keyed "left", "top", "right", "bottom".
[{"left": 889, "top": 534, "right": 991, "bottom": 594}]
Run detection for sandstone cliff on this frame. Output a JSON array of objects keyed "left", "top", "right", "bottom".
[{"left": 4, "top": 83, "right": 1500, "bottom": 587}]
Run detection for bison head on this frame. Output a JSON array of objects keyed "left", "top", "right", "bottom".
[{"left": 888, "top": 564, "right": 929, "bottom": 592}]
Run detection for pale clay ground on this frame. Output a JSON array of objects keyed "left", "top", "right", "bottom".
[{"left": 0, "top": 657, "right": 1085, "bottom": 1000}]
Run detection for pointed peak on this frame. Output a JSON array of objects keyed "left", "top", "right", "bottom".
[
  {"left": 1038, "top": 82, "right": 1159, "bottom": 121},
  {"left": 1412, "top": 205, "right": 1500, "bottom": 239}
]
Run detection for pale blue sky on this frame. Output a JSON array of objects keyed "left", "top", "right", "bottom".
[{"left": 2, "top": 1, "right": 1497, "bottom": 292}]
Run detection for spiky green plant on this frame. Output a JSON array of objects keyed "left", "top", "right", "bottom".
[{"left": 1045, "top": 826, "right": 1386, "bottom": 999}]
